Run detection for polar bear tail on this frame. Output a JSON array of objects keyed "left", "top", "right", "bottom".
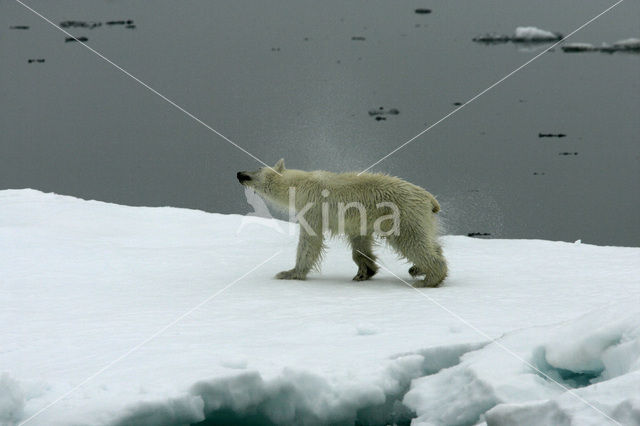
[{"left": 429, "top": 195, "right": 440, "bottom": 213}]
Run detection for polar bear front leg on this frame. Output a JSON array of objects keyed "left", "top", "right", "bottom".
[{"left": 276, "top": 231, "right": 324, "bottom": 280}]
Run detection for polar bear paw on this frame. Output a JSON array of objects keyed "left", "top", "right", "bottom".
[
  {"left": 408, "top": 265, "right": 425, "bottom": 277},
  {"left": 353, "top": 264, "right": 377, "bottom": 281},
  {"left": 275, "top": 269, "right": 307, "bottom": 280}
]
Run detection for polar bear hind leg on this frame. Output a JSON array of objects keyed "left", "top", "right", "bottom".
[
  {"left": 349, "top": 235, "right": 378, "bottom": 281},
  {"left": 389, "top": 226, "right": 447, "bottom": 288}
]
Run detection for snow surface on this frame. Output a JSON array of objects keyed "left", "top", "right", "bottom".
[{"left": 1, "top": 189, "right": 639, "bottom": 426}]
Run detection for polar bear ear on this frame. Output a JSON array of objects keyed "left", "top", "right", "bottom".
[{"left": 274, "top": 158, "right": 285, "bottom": 173}]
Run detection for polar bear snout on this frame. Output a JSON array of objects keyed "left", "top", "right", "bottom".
[{"left": 237, "top": 171, "right": 252, "bottom": 184}]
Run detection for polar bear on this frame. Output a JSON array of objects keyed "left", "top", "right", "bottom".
[{"left": 237, "top": 159, "right": 447, "bottom": 287}]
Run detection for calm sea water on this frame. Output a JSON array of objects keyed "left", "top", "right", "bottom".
[{"left": 1, "top": 0, "right": 638, "bottom": 245}]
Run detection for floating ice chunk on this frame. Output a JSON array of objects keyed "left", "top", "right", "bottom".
[
  {"left": 612, "top": 37, "right": 640, "bottom": 51},
  {"left": 514, "top": 26, "right": 562, "bottom": 41},
  {"left": 472, "top": 33, "right": 511, "bottom": 44},
  {"left": 2, "top": 189, "right": 639, "bottom": 425},
  {"left": 473, "top": 26, "right": 562, "bottom": 44},
  {"left": 562, "top": 37, "right": 640, "bottom": 53},
  {"left": 562, "top": 43, "right": 597, "bottom": 52}
]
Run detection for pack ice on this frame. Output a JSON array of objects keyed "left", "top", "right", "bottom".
[{"left": 1, "top": 189, "right": 638, "bottom": 426}]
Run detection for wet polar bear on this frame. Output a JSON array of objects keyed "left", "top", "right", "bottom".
[{"left": 237, "top": 159, "right": 447, "bottom": 287}]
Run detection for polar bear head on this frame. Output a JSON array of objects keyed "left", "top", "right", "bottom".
[{"left": 237, "top": 159, "right": 287, "bottom": 204}]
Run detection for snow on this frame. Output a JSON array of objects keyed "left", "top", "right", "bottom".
[{"left": 1, "top": 189, "right": 639, "bottom": 425}]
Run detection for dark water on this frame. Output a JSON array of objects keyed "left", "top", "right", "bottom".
[{"left": 1, "top": 0, "right": 638, "bottom": 246}]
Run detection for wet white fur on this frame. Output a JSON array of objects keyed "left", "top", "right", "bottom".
[{"left": 239, "top": 159, "right": 447, "bottom": 287}]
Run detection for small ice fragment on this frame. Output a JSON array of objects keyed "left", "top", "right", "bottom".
[
  {"left": 562, "top": 43, "right": 597, "bottom": 52},
  {"left": 65, "top": 36, "right": 89, "bottom": 43}
]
